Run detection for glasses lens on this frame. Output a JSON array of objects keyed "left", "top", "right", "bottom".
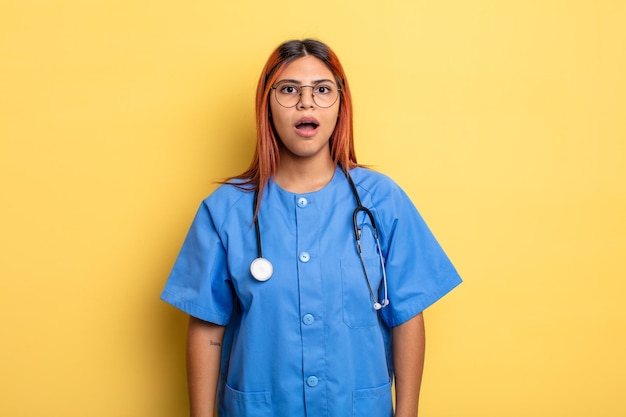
[
  {"left": 274, "top": 83, "right": 300, "bottom": 107},
  {"left": 311, "top": 84, "right": 339, "bottom": 108},
  {"left": 273, "top": 83, "right": 340, "bottom": 108}
]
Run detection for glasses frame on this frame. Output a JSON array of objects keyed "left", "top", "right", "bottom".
[{"left": 270, "top": 82, "right": 341, "bottom": 109}]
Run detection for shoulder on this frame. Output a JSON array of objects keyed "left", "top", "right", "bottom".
[
  {"left": 348, "top": 167, "right": 406, "bottom": 202},
  {"left": 348, "top": 167, "right": 421, "bottom": 228},
  {"left": 201, "top": 182, "right": 254, "bottom": 223}
]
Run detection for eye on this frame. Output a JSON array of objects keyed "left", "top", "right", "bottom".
[
  {"left": 278, "top": 84, "right": 300, "bottom": 95},
  {"left": 315, "top": 84, "right": 333, "bottom": 95}
]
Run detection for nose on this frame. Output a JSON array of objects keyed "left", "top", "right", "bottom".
[{"left": 297, "top": 86, "right": 315, "bottom": 109}]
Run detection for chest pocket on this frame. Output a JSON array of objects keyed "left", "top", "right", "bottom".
[{"left": 340, "top": 257, "right": 383, "bottom": 328}]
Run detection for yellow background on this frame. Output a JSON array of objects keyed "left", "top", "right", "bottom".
[{"left": 1, "top": 1, "right": 625, "bottom": 416}]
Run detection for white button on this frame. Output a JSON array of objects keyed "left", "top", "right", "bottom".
[
  {"left": 299, "top": 252, "right": 310, "bottom": 262},
  {"left": 297, "top": 197, "right": 308, "bottom": 208},
  {"left": 306, "top": 376, "right": 318, "bottom": 387},
  {"left": 302, "top": 314, "right": 314, "bottom": 325}
]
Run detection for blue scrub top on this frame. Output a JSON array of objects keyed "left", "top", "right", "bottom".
[{"left": 161, "top": 166, "right": 462, "bottom": 417}]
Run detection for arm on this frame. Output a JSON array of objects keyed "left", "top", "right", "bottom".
[
  {"left": 187, "top": 316, "right": 226, "bottom": 417},
  {"left": 392, "top": 312, "right": 426, "bottom": 417}
]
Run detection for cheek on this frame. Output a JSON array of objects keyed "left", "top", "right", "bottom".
[
  {"left": 269, "top": 101, "right": 288, "bottom": 125},
  {"left": 326, "top": 108, "right": 340, "bottom": 131}
]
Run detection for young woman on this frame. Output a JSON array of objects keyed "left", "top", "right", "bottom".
[{"left": 161, "top": 39, "right": 462, "bottom": 417}]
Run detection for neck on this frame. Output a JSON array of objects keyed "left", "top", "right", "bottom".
[{"left": 274, "top": 153, "right": 336, "bottom": 194}]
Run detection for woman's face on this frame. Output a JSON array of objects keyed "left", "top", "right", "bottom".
[{"left": 269, "top": 55, "right": 340, "bottom": 163}]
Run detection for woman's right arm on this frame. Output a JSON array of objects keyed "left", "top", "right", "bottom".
[{"left": 187, "top": 316, "right": 226, "bottom": 417}]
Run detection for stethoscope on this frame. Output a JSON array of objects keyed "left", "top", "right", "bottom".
[{"left": 250, "top": 170, "right": 389, "bottom": 310}]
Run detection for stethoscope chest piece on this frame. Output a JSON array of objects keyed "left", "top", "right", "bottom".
[{"left": 250, "top": 257, "right": 273, "bottom": 281}]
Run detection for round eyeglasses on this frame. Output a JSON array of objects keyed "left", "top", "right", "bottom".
[{"left": 271, "top": 81, "right": 341, "bottom": 108}]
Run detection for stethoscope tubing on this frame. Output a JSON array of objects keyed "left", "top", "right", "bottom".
[
  {"left": 251, "top": 170, "right": 389, "bottom": 310},
  {"left": 347, "top": 173, "right": 389, "bottom": 310}
]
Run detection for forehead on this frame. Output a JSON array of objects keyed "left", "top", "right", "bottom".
[{"left": 275, "top": 55, "right": 335, "bottom": 82}]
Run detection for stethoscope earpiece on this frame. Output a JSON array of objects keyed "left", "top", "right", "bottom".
[{"left": 373, "top": 298, "right": 389, "bottom": 311}]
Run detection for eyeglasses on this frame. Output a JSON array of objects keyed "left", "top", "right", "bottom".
[{"left": 271, "top": 81, "right": 341, "bottom": 108}]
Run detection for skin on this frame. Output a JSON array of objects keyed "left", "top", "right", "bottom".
[
  {"left": 270, "top": 55, "right": 339, "bottom": 193},
  {"left": 393, "top": 313, "right": 426, "bottom": 417},
  {"left": 187, "top": 317, "right": 224, "bottom": 417},
  {"left": 186, "top": 55, "right": 426, "bottom": 417}
]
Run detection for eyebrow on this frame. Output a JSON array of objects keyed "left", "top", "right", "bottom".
[{"left": 274, "top": 78, "right": 336, "bottom": 85}]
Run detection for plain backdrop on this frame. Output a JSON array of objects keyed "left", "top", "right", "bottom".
[{"left": 1, "top": 1, "right": 625, "bottom": 416}]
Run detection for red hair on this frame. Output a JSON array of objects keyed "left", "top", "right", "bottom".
[{"left": 226, "top": 39, "right": 359, "bottom": 217}]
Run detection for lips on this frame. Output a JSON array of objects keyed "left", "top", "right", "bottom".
[{"left": 294, "top": 117, "right": 320, "bottom": 137}]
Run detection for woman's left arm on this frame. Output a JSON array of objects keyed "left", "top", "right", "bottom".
[{"left": 392, "top": 312, "right": 426, "bottom": 417}]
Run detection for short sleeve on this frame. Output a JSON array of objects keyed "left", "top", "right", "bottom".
[
  {"left": 377, "top": 185, "right": 462, "bottom": 327},
  {"left": 160, "top": 201, "right": 234, "bottom": 325}
]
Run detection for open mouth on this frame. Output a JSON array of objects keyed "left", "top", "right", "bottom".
[
  {"left": 296, "top": 121, "right": 319, "bottom": 130},
  {"left": 294, "top": 117, "right": 320, "bottom": 136}
]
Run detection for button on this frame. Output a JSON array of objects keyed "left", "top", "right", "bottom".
[
  {"left": 302, "top": 314, "right": 314, "bottom": 325},
  {"left": 299, "top": 252, "right": 310, "bottom": 263},
  {"left": 306, "top": 376, "right": 319, "bottom": 387},
  {"left": 297, "top": 197, "right": 308, "bottom": 208}
]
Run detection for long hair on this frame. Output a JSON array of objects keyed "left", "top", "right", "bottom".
[{"left": 226, "top": 39, "right": 358, "bottom": 217}]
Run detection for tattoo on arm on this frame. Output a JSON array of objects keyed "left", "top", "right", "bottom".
[{"left": 209, "top": 339, "right": 222, "bottom": 347}]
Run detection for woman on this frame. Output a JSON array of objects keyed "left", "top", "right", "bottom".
[{"left": 161, "top": 39, "right": 462, "bottom": 417}]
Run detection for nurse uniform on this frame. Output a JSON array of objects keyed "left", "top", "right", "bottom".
[{"left": 161, "top": 166, "right": 462, "bottom": 417}]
